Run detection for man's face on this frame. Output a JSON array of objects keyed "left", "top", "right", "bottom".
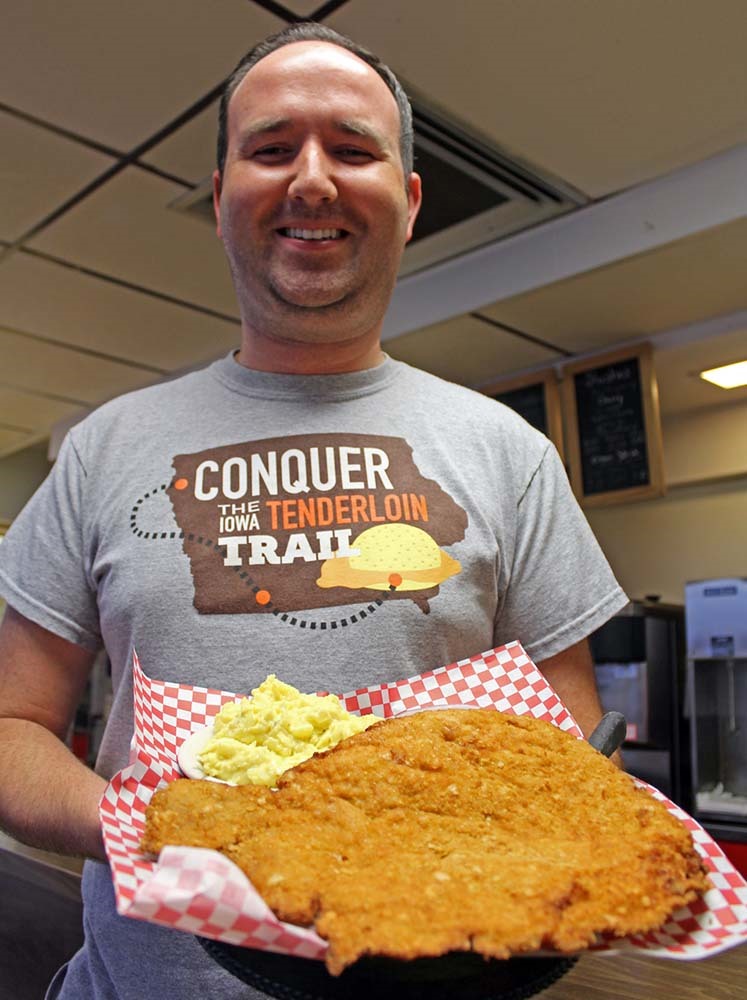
[{"left": 214, "top": 42, "right": 421, "bottom": 345}]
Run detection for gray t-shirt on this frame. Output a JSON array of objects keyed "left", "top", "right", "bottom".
[{"left": 0, "top": 352, "right": 627, "bottom": 999}]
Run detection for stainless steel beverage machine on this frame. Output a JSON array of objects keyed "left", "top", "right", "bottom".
[
  {"left": 686, "top": 578, "right": 747, "bottom": 843},
  {"left": 589, "top": 600, "right": 691, "bottom": 809}
]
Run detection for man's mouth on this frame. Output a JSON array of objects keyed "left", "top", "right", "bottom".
[{"left": 278, "top": 227, "right": 347, "bottom": 241}]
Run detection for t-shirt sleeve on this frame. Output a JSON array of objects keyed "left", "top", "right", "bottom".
[
  {"left": 496, "top": 442, "right": 628, "bottom": 663},
  {"left": 0, "top": 432, "right": 101, "bottom": 651}
]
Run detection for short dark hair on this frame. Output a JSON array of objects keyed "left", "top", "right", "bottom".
[{"left": 216, "top": 23, "right": 414, "bottom": 179}]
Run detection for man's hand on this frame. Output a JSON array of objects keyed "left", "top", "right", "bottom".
[
  {"left": 0, "top": 605, "right": 107, "bottom": 860},
  {"left": 537, "top": 638, "right": 624, "bottom": 767}
]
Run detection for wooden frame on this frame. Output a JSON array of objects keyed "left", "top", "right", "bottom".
[
  {"left": 481, "top": 369, "right": 565, "bottom": 460},
  {"left": 561, "top": 343, "right": 665, "bottom": 507}
]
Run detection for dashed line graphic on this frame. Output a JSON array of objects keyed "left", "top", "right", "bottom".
[{"left": 130, "top": 482, "right": 393, "bottom": 629}]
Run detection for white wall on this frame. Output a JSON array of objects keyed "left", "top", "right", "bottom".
[
  {"left": 585, "top": 399, "right": 747, "bottom": 605},
  {"left": 587, "top": 477, "right": 746, "bottom": 604},
  {"left": 664, "top": 398, "right": 747, "bottom": 486}
]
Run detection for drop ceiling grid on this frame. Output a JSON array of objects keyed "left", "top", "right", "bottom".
[
  {"left": 385, "top": 314, "right": 562, "bottom": 387},
  {"left": 0, "top": 0, "right": 354, "bottom": 460},
  {"left": 141, "top": 103, "right": 220, "bottom": 186},
  {"left": 1, "top": 1, "right": 284, "bottom": 150},
  {"left": 0, "top": 111, "right": 115, "bottom": 242},
  {"left": 275, "top": 1, "right": 347, "bottom": 16},
  {"left": 0, "top": 327, "right": 162, "bottom": 404},
  {"left": 330, "top": 0, "right": 747, "bottom": 197},
  {"left": 26, "top": 167, "right": 240, "bottom": 316},
  {"left": 0, "top": 253, "right": 240, "bottom": 372},
  {"left": 0, "top": 386, "right": 88, "bottom": 432}
]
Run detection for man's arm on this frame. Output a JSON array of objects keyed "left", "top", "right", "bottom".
[
  {"left": 537, "top": 637, "right": 623, "bottom": 766},
  {"left": 0, "top": 605, "right": 107, "bottom": 860}
]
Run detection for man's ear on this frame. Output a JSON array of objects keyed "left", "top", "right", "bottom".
[
  {"left": 404, "top": 172, "right": 422, "bottom": 243},
  {"left": 212, "top": 169, "right": 223, "bottom": 238}
]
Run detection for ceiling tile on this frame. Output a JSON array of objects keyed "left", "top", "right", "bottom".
[
  {"left": 0, "top": 386, "right": 84, "bottom": 430},
  {"left": 2, "top": 1, "right": 283, "bottom": 150},
  {"left": 0, "top": 252, "right": 240, "bottom": 371},
  {"left": 330, "top": 0, "right": 747, "bottom": 197},
  {"left": 0, "top": 111, "right": 114, "bottom": 241},
  {"left": 142, "top": 102, "right": 218, "bottom": 185},
  {"left": 27, "top": 167, "right": 239, "bottom": 316},
  {"left": 0, "top": 327, "right": 159, "bottom": 405},
  {"left": 278, "top": 2, "right": 330, "bottom": 16},
  {"left": 385, "top": 314, "right": 561, "bottom": 387},
  {"left": 481, "top": 218, "right": 747, "bottom": 357},
  {"left": 655, "top": 327, "right": 747, "bottom": 418},
  {"left": 0, "top": 427, "right": 34, "bottom": 457}
]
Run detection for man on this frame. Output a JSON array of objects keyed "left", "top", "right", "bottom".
[{"left": 0, "top": 23, "right": 627, "bottom": 999}]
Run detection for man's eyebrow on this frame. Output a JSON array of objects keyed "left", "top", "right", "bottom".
[
  {"left": 237, "top": 118, "right": 292, "bottom": 144},
  {"left": 336, "top": 119, "right": 392, "bottom": 151},
  {"left": 236, "top": 117, "right": 393, "bottom": 152}
]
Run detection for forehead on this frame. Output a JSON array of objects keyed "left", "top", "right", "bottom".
[{"left": 228, "top": 41, "right": 401, "bottom": 138}]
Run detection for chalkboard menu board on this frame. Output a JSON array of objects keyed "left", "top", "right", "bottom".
[
  {"left": 563, "top": 345, "right": 664, "bottom": 506},
  {"left": 574, "top": 358, "right": 649, "bottom": 495},
  {"left": 494, "top": 383, "right": 548, "bottom": 436},
  {"left": 482, "top": 370, "right": 564, "bottom": 458}
]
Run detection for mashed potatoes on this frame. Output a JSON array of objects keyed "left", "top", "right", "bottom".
[{"left": 198, "top": 675, "right": 379, "bottom": 786}]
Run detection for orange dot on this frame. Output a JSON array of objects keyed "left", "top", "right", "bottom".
[
  {"left": 174, "top": 478, "right": 189, "bottom": 490},
  {"left": 255, "top": 590, "right": 271, "bottom": 606},
  {"left": 388, "top": 573, "right": 402, "bottom": 588}
]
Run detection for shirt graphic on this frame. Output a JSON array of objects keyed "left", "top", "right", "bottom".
[{"left": 133, "top": 434, "right": 467, "bottom": 621}]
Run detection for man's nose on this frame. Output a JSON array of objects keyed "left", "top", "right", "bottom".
[{"left": 287, "top": 142, "right": 337, "bottom": 205}]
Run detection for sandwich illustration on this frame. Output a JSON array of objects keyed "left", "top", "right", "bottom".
[{"left": 316, "top": 522, "right": 461, "bottom": 592}]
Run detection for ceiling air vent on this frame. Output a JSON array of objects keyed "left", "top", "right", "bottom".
[
  {"left": 169, "top": 99, "right": 583, "bottom": 276},
  {"left": 401, "top": 100, "right": 584, "bottom": 275}
]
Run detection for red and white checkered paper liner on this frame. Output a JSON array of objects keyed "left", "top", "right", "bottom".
[{"left": 100, "top": 642, "right": 747, "bottom": 963}]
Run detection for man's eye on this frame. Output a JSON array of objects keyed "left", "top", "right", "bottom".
[
  {"left": 254, "top": 145, "right": 291, "bottom": 158},
  {"left": 337, "top": 148, "right": 374, "bottom": 161}
]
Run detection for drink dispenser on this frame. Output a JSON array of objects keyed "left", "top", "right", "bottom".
[{"left": 686, "top": 579, "right": 747, "bottom": 830}]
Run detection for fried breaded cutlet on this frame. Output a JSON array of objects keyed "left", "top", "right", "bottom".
[{"left": 141, "top": 709, "right": 710, "bottom": 975}]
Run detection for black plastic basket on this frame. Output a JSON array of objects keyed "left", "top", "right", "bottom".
[{"left": 198, "top": 938, "right": 577, "bottom": 1000}]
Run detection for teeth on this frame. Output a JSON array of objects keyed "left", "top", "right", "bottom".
[{"left": 283, "top": 228, "right": 343, "bottom": 240}]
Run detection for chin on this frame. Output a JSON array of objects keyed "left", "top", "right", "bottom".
[
  {"left": 271, "top": 283, "right": 358, "bottom": 314},
  {"left": 281, "top": 296, "right": 349, "bottom": 312},
  {"left": 268, "top": 289, "right": 360, "bottom": 324}
]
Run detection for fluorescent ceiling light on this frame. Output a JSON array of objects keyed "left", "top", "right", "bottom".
[{"left": 699, "top": 360, "right": 747, "bottom": 389}]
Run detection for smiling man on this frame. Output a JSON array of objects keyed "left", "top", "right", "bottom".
[
  {"left": 214, "top": 38, "right": 421, "bottom": 371},
  {"left": 0, "top": 23, "right": 627, "bottom": 1000}
]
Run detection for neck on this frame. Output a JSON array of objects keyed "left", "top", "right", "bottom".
[{"left": 235, "top": 326, "right": 386, "bottom": 375}]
